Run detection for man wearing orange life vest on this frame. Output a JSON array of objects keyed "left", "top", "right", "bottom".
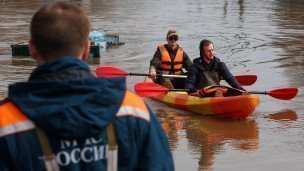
[
  {"left": 147, "top": 30, "right": 192, "bottom": 89},
  {"left": 0, "top": 2, "right": 174, "bottom": 171}
]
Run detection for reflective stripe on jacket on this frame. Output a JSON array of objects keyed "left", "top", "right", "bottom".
[
  {"left": 159, "top": 44, "right": 184, "bottom": 74},
  {"left": 116, "top": 90, "right": 150, "bottom": 121},
  {"left": 0, "top": 102, "right": 35, "bottom": 138}
]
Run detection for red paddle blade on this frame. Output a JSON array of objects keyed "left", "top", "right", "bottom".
[
  {"left": 234, "top": 75, "right": 257, "bottom": 86},
  {"left": 95, "top": 66, "right": 128, "bottom": 78},
  {"left": 267, "top": 88, "right": 298, "bottom": 100},
  {"left": 134, "top": 82, "right": 169, "bottom": 97}
]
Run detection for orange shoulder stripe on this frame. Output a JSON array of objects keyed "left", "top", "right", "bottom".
[
  {"left": 116, "top": 90, "right": 150, "bottom": 121},
  {"left": 0, "top": 102, "right": 29, "bottom": 127},
  {"left": 0, "top": 102, "right": 35, "bottom": 137}
]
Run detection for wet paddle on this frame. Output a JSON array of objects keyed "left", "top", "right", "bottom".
[
  {"left": 95, "top": 66, "right": 257, "bottom": 86},
  {"left": 134, "top": 82, "right": 298, "bottom": 100},
  {"left": 248, "top": 88, "right": 298, "bottom": 100}
]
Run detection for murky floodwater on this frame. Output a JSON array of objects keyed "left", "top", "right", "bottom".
[{"left": 1, "top": 0, "right": 304, "bottom": 170}]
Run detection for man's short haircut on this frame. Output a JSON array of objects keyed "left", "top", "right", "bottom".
[{"left": 30, "top": 2, "right": 90, "bottom": 60}]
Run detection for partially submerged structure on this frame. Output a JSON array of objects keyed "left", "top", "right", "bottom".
[{"left": 11, "top": 34, "right": 123, "bottom": 57}]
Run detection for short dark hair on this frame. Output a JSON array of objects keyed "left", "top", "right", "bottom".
[{"left": 30, "top": 2, "right": 90, "bottom": 60}]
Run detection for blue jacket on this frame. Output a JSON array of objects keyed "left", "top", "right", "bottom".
[{"left": 0, "top": 57, "right": 174, "bottom": 171}]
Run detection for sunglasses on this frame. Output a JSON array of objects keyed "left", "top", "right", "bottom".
[{"left": 169, "top": 36, "right": 178, "bottom": 41}]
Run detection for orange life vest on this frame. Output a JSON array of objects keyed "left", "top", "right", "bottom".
[{"left": 159, "top": 44, "right": 184, "bottom": 74}]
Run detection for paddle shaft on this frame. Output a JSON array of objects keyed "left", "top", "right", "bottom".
[
  {"left": 169, "top": 89, "right": 288, "bottom": 95},
  {"left": 169, "top": 90, "right": 268, "bottom": 95},
  {"left": 95, "top": 66, "right": 257, "bottom": 86},
  {"left": 168, "top": 89, "right": 190, "bottom": 92},
  {"left": 248, "top": 91, "right": 267, "bottom": 95},
  {"left": 148, "top": 89, "right": 273, "bottom": 95},
  {"left": 129, "top": 72, "right": 187, "bottom": 78},
  {"left": 130, "top": 73, "right": 255, "bottom": 83}
]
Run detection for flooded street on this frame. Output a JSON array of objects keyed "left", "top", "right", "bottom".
[{"left": 1, "top": 0, "right": 304, "bottom": 170}]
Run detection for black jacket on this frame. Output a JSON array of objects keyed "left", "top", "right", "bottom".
[{"left": 185, "top": 57, "right": 244, "bottom": 91}]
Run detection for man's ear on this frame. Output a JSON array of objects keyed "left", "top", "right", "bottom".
[
  {"left": 29, "top": 39, "right": 38, "bottom": 60},
  {"left": 81, "top": 40, "right": 90, "bottom": 61},
  {"left": 29, "top": 39, "right": 45, "bottom": 64}
]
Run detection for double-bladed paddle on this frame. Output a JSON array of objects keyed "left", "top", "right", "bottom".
[
  {"left": 95, "top": 66, "right": 257, "bottom": 86},
  {"left": 134, "top": 82, "right": 298, "bottom": 100}
]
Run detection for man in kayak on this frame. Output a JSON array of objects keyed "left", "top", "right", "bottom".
[
  {"left": 0, "top": 2, "right": 174, "bottom": 171},
  {"left": 185, "top": 39, "right": 247, "bottom": 97},
  {"left": 146, "top": 29, "right": 192, "bottom": 89}
]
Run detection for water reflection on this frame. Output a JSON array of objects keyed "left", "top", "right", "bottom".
[
  {"left": 156, "top": 108, "right": 187, "bottom": 150},
  {"left": 223, "top": 0, "right": 244, "bottom": 22},
  {"left": 270, "top": 0, "right": 304, "bottom": 85},
  {"left": 186, "top": 115, "right": 258, "bottom": 170},
  {"left": 238, "top": 0, "right": 244, "bottom": 22},
  {"left": 156, "top": 108, "right": 259, "bottom": 170},
  {"left": 265, "top": 109, "right": 298, "bottom": 122}
]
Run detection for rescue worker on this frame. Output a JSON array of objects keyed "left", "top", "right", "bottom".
[
  {"left": 0, "top": 2, "right": 174, "bottom": 171},
  {"left": 146, "top": 29, "right": 192, "bottom": 89},
  {"left": 185, "top": 39, "right": 247, "bottom": 97}
]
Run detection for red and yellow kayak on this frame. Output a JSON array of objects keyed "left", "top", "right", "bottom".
[{"left": 151, "top": 92, "right": 259, "bottom": 118}]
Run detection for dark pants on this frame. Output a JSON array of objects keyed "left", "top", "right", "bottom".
[{"left": 154, "top": 74, "right": 186, "bottom": 89}]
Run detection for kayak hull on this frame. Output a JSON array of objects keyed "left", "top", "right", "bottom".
[{"left": 151, "top": 92, "right": 259, "bottom": 118}]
